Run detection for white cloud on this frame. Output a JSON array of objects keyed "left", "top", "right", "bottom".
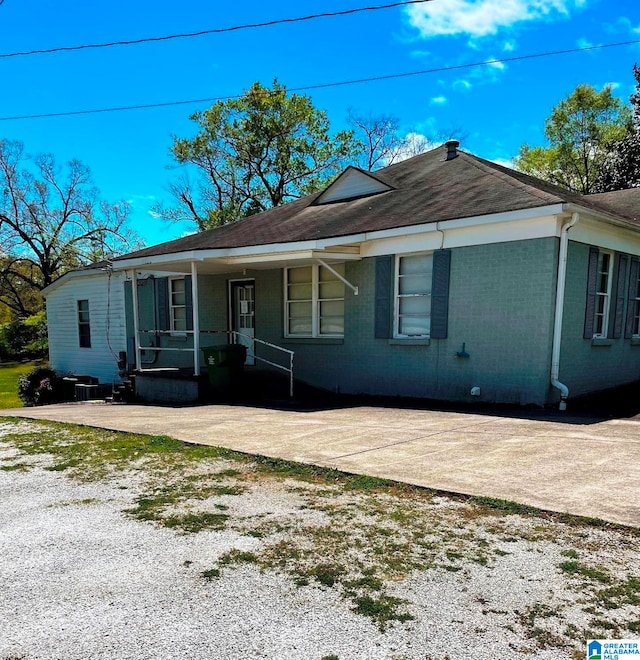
[
  {"left": 453, "top": 79, "right": 473, "bottom": 91},
  {"left": 392, "top": 132, "right": 437, "bottom": 162},
  {"left": 128, "top": 194, "right": 158, "bottom": 207},
  {"left": 404, "top": 0, "right": 586, "bottom": 39},
  {"left": 614, "top": 17, "right": 640, "bottom": 35},
  {"left": 487, "top": 59, "right": 507, "bottom": 71},
  {"left": 503, "top": 39, "right": 517, "bottom": 51},
  {"left": 430, "top": 96, "right": 448, "bottom": 105},
  {"left": 465, "top": 57, "right": 508, "bottom": 84},
  {"left": 410, "top": 49, "right": 431, "bottom": 58},
  {"left": 604, "top": 81, "right": 621, "bottom": 91},
  {"left": 491, "top": 157, "right": 516, "bottom": 169}
]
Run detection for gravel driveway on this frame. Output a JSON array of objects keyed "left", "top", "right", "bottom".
[{"left": 1, "top": 420, "right": 639, "bottom": 660}]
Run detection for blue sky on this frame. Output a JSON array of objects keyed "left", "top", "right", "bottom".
[{"left": 1, "top": 0, "right": 639, "bottom": 246}]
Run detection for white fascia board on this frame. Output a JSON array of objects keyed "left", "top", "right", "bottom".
[
  {"left": 112, "top": 204, "right": 567, "bottom": 271},
  {"left": 564, "top": 202, "right": 640, "bottom": 233},
  {"left": 569, "top": 215, "right": 640, "bottom": 256},
  {"left": 225, "top": 250, "right": 362, "bottom": 266},
  {"left": 360, "top": 204, "right": 566, "bottom": 243},
  {"left": 113, "top": 239, "right": 366, "bottom": 271},
  {"left": 41, "top": 267, "right": 122, "bottom": 297},
  {"left": 113, "top": 251, "right": 207, "bottom": 270},
  {"left": 362, "top": 213, "right": 561, "bottom": 257}
]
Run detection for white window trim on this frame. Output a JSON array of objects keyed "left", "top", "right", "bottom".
[
  {"left": 169, "top": 276, "right": 187, "bottom": 336},
  {"left": 284, "top": 264, "right": 345, "bottom": 338},
  {"left": 632, "top": 268, "right": 640, "bottom": 337},
  {"left": 77, "top": 299, "right": 91, "bottom": 348},
  {"left": 393, "top": 252, "right": 433, "bottom": 339},
  {"left": 593, "top": 250, "right": 613, "bottom": 339}
]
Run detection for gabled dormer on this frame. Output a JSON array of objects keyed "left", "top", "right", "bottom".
[{"left": 314, "top": 166, "right": 394, "bottom": 205}]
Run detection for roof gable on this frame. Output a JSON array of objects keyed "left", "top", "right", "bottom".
[
  {"left": 314, "top": 166, "right": 394, "bottom": 204},
  {"left": 114, "top": 145, "right": 640, "bottom": 263}
]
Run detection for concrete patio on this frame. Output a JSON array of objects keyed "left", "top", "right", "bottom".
[{"left": 2, "top": 401, "right": 639, "bottom": 528}]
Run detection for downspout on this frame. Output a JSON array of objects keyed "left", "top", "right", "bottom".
[{"left": 551, "top": 212, "right": 580, "bottom": 411}]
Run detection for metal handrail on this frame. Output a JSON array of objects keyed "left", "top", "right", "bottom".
[
  {"left": 229, "top": 330, "right": 295, "bottom": 398},
  {"left": 135, "top": 329, "right": 295, "bottom": 397}
]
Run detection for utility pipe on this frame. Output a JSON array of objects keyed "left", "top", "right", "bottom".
[{"left": 550, "top": 212, "right": 580, "bottom": 411}]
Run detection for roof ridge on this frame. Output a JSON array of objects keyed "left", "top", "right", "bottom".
[{"left": 458, "top": 151, "right": 567, "bottom": 205}]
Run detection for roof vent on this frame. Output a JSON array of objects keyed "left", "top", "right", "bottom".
[{"left": 445, "top": 139, "right": 460, "bottom": 160}]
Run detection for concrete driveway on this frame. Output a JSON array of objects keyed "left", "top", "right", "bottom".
[{"left": 2, "top": 402, "right": 640, "bottom": 528}]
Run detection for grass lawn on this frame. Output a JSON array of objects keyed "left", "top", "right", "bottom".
[{"left": 0, "top": 361, "right": 44, "bottom": 408}]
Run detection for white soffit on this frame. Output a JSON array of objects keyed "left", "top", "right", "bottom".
[{"left": 315, "top": 167, "right": 393, "bottom": 204}]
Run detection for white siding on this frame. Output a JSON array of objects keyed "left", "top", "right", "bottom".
[
  {"left": 317, "top": 169, "right": 391, "bottom": 204},
  {"left": 45, "top": 271, "right": 127, "bottom": 384}
]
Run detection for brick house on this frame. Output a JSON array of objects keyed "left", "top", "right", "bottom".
[{"left": 43, "top": 141, "right": 640, "bottom": 408}]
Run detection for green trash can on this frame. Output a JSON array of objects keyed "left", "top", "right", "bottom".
[{"left": 202, "top": 344, "right": 247, "bottom": 395}]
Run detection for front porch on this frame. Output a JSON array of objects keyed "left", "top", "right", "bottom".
[
  {"left": 117, "top": 247, "right": 360, "bottom": 405},
  {"left": 132, "top": 365, "right": 296, "bottom": 405}
]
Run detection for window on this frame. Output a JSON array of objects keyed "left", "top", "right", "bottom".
[
  {"left": 77, "top": 300, "right": 91, "bottom": 348},
  {"left": 394, "top": 253, "right": 433, "bottom": 338},
  {"left": 632, "top": 267, "right": 640, "bottom": 337},
  {"left": 170, "top": 278, "right": 187, "bottom": 333},
  {"left": 593, "top": 251, "right": 613, "bottom": 337},
  {"left": 285, "top": 264, "right": 345, "bottom": 337}
]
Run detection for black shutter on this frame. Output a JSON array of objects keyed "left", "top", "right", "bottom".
[
  {"left": 156, "top": 277, "right": 170, "bottom": 331},
  {"left": 625, "top": 257, "right": 640, "bottom": 338},
  {"left": 430, "top": 249, "right": 451, "bottom": 339},
  {"left": 612, "top": 254, "right": 628, "bottom": 339},
  {"left": 583, "top": 247, "right": 599, "bottom": 339},
  {"left": 184, "top": 275, "right": 193, "bottom": 332},
  {"left": 374, "top": 256, "right": 393, "bottom": 339}
]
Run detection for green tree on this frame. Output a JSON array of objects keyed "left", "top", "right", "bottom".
[
  {"left": 599, "top": 64, "right": 640, "bottom": 190},
  {"left": 0, "top": 139, "right": 141, "bottom": 317},
  {"left": 156, "top": 80, "right": 359, "bottom": 230},
  {"left": 515, "top": 84, "right": 633, "bottom": 194}
]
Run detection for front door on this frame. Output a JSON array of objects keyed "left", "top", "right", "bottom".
[{"left": 230, "top": 280, "right": 255, "bottom": 365}]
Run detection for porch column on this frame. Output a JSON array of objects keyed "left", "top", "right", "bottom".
[
  {"left": 191, "top": 261, "right": 200, "bottom": 376},
  {"left": 130, "top": 269, "right": 142, "bottom": 371}
]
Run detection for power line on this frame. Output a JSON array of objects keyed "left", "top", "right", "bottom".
[
  {"left": 1, "top": 39, "right": 638, "bottom": 122},
  {"left": 0, "top": 0, "right": 433, "bottom": 59}
]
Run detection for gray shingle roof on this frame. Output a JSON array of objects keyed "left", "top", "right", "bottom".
[
  {"left": 116, "top": 146, "right": 640, "bottom": 261},
  {"left": 586, "top": 188, "right": 640, "bottom": 224}
]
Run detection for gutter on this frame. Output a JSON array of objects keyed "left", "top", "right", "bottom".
[{"left": 550, "top": 211, "right": 580, "bottom": 411}]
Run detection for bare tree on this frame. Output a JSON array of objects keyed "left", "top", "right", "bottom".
[
  {"left": 347, "top": 111, "right": 409, "bottom": 171},
  {"left": 348, "top": 111, "right": 469, "bottom": 171},
  {"left": 0, "top": 139, "right": 141, "bottom": 316}
]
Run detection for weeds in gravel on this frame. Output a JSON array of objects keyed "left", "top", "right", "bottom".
[
  {"left": 1, "top": 422, "right": 235, "bottom": 480},
  {"left": 558, "top": 560, "right": 611, "bottom": 583},
  {"left": 0, "top": 462, "right": 27, "bottom": 471},
  {"left": 2, "top": 418, "right": 640, "bottom": 644},
  {"left": 124, "top": 479, "right": 244, "bottom": 533},
  {"left": 351, "top": 594, "right": 415, "bottom": 628}
]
